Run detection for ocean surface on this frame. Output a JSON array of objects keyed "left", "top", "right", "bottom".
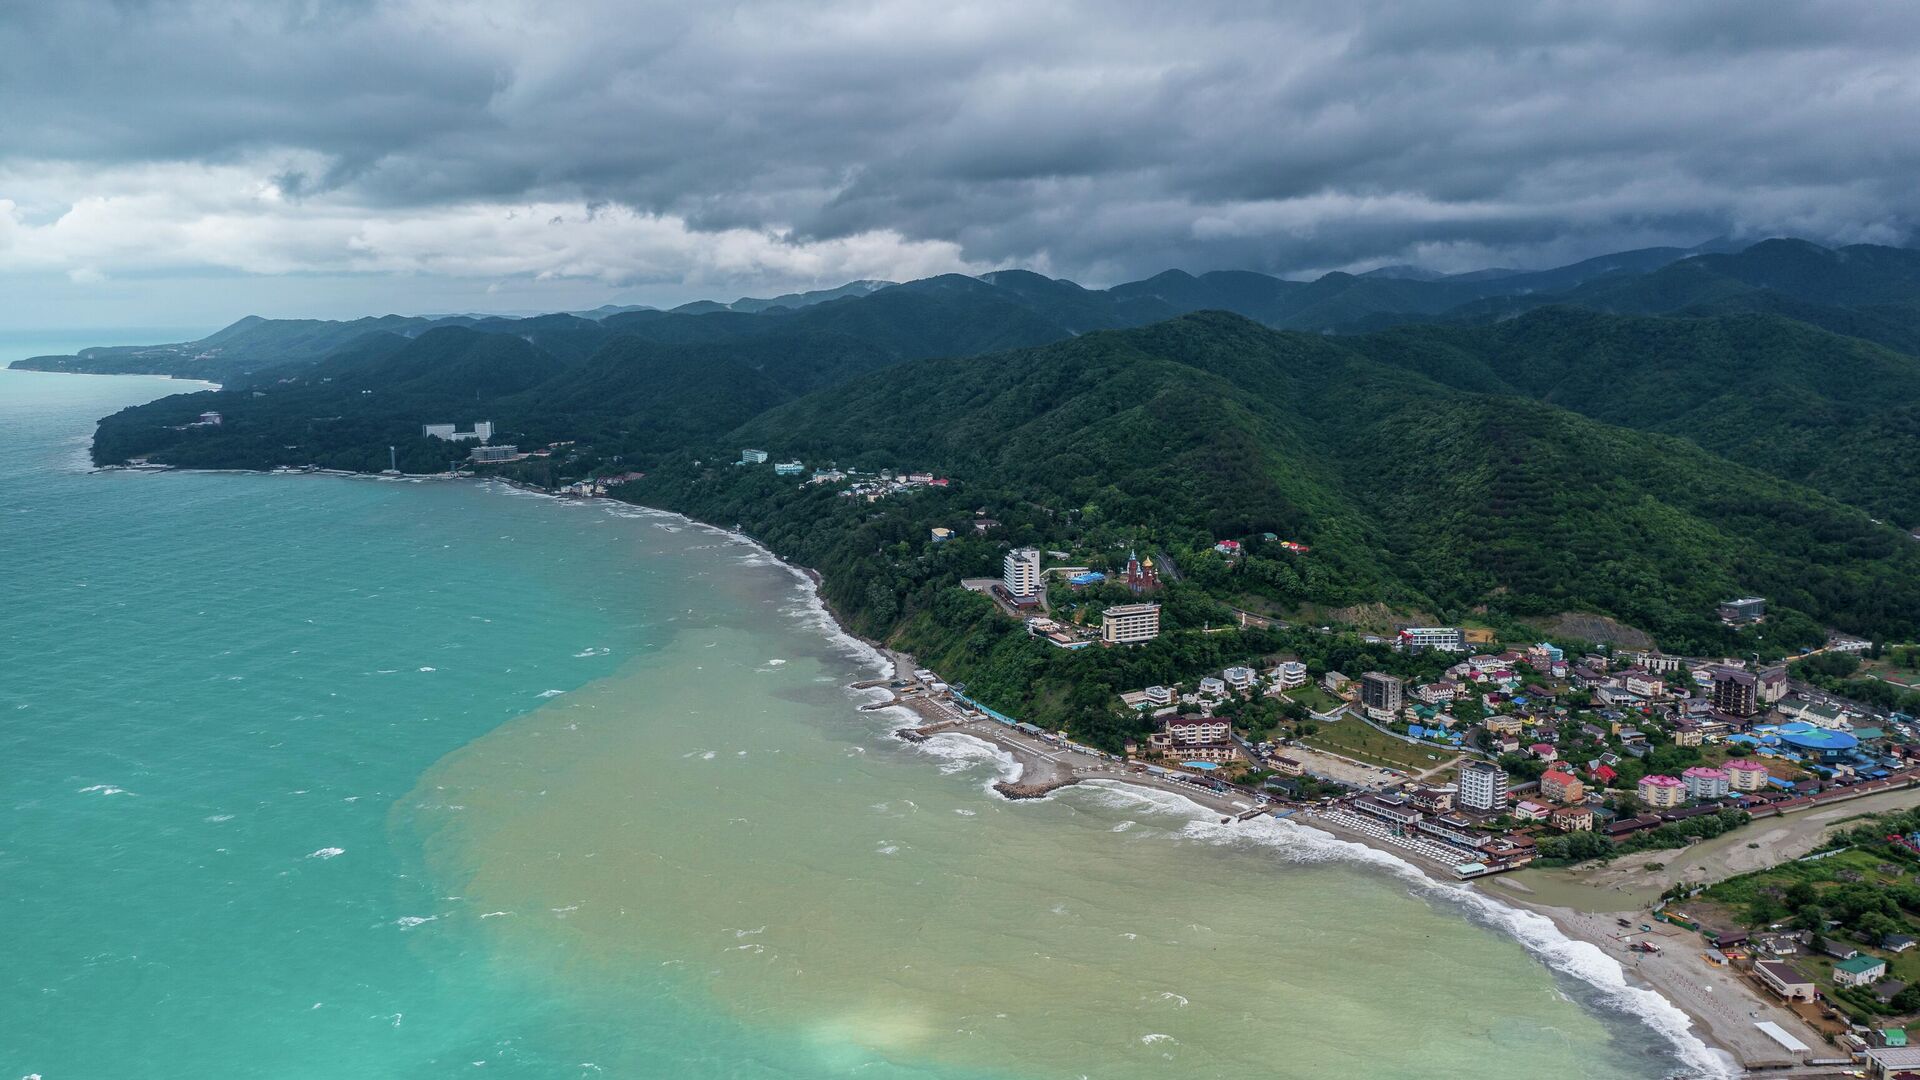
[{"left": 1, "top": 360, "right": 1719, "bottom": 1079}]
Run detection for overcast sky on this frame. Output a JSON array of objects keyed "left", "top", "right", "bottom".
[{"left": 4, "top": 0, "right": 1919, "bottom": 329}]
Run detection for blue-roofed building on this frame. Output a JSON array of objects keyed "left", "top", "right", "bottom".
[{"left": 1068, "top": 571, "right": 1106, "bottom": 587}]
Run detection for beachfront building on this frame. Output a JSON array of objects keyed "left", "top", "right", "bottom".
[
  {"left": 1683, "top": 766, "right": 1731, "bottom": 800},
  {"left": 1359, "top": 671, "right": 1404, "bottom": 722},
  {"left": 468, "top": 444, "right": 519, "bottom": 463},
  {"left": 1637, "top": 774, "right": 1686, "bottom": 809},
  {"left": 1539, "top": 768, "right": 1585, "bottom": 805},
  {"left": 1457, "top": 759, "right": 1509, "bottom": 811},
  {"left": 1711, "top": 667, "right": 1759, "bottom": 716},
  {"left": 1153, "top": 715, "right": 1237, "bottom": 763},
  {"left": 1756, "top": 961, "right": 1817, "bottom": 1002},
  {"left": 1003, "top": 547, "right": 1042, "bottom": 598},
  {"left": 1102, "top": 603, "right": 1162, "bottom": 645},
  {"left": 1726, "top": 758, "right": 1770, "bottom": 792}
]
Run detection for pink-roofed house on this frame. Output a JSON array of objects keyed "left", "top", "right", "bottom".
[
  {"left": 1725, "top": 758, "right": 1770, "bottom": 792},
  {"left": 1529, "top": 742, "right": 1558, "bottom": 760},
  {"left": 1638, "top": 773, "right": 1686, "bottom": 809}
]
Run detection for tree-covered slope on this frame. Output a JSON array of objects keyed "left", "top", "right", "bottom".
[
  {"left": 1351, "top": 307, "right": 1920, "bottom": 527},
  {"left": 700, "top": 312, "right": 1920, "bottom": 647}
]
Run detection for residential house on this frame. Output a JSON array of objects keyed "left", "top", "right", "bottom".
[
  {"left": 1549, "top": 805, "right": 1595, "bottom": 832},
  {"left": 1836, "top": 955, "right": 1890, "bottom": 988},
  {"left": 1539, "top": 768, "right": 1585, "bottom": 805}
]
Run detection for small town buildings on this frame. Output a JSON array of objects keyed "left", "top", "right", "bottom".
[
  {"left": 1417, "top": 680, "right": 1459, "bottom": 705},
  {"left": 1529, "top": 742, "right": 1558, "bottom": 760},
  {"left": 1725, "top": 758, "right": 1770, "bottom": 792},
  {"left": 1638, "top": 774, "right": 1686, "bottom": 809},
  {"left": 1539, "top": 768, "right": 1585, "bottom": 805},
  {"left": 1755, "top": 960, "right": 1817, "bottom": 1002},
  {"left": 1528, "top": 641, "right": 1565, "bottom": 666},
  {"left": 1410, "top": 787, "right": 1456, "bottom": 813},
  {"left": 1272, "top": 756, "right": 1304, "bottom": 777},
  {"left": 1549, "top": 805, "right": 1595, "bottom": 832},
  {"left": 1213, "top": 539, "right": 1241, "bottom": 556},
  {"left": 1836, "top": 954, "right": 1891, "bottom": 988},
  {"left": 1457, "top": 759, "right": 1509, "bottom": 811},
  {"left": 1359, "top": 671, "right": 1404, "bottom": 722},
  {"left": 1622, "top": 669, "right": 1666, "bottom": 698},
  {"left": 1100, "top": 602, "right": 1162, "bottom": 645},
  {"left": 1513, "top": 799, "right": 1552, "bottom": 822},
  {"left": 1758, "top": 666, "right": 1789, "bottom": 705},
  {"left": 1711, "top": 667, "right": 1759, "bottom": 717},
  {"left": 1003, "top": 547, "right": 1042, "bottom": 599}
]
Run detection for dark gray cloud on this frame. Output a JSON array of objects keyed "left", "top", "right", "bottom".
[{"left": 4, "top": 0, "right": 1919, "bottom": 310}]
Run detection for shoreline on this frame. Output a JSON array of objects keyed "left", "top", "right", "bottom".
[{"left": 83, "top": 459, "right": 1813, "bottom": 1077}]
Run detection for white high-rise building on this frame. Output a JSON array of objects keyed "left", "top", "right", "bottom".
[
  {"left": 1003, "top": 547, "right": 1041, "bottom": 598},
  {"left": 1457, "top": 759, "right": 1509, "bottom": 811}
]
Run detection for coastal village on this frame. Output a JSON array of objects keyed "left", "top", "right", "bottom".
[{"left": 478, "top": 441, "right": 1920, "bottom": 1075}]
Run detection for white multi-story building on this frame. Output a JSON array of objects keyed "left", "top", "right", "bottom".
[
  {"left": 1683, "top": 767, "right": 1731, "bottom": 800},
  {"left": 1102, "top": 602, "right": 1161, "bottom": 645},
  {"left": 1002, "top": 547, "right": 1042, "bottom": 598},
  {"left": 1398, "top": 626, "right": 1465, "bottom": 652},
  {"left": 424, "top": 420, "right": 494, "bottom": 443},
  {"left": 1269, "top": 661, "right": 1308, "bottom": 689},
  {"left": 740, "top": 448, "right": 769, "bottom": 464},
  {"left": 1143, "top": 685, "right": 1174, "bottom": 707},
  {"left": 1223, "top": 666, "right": 1256, "bottom": 692},
  {"left": 1457, "top": 760, "right": 1509, "bottom": 811}
]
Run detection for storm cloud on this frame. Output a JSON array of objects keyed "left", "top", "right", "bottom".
[{"left": 4, "top": 0, "right": 1919, "bottom": 321}]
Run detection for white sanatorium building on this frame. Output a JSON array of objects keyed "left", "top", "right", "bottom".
[
  {"left": 423, "top": 421, "right": 494, "bottom": 443},
  {"left": 1002, "top": 547, "right": 1042, "bottom": 598},
  {"left": 1102, "top": 602, "right": 1161, "bottom": 645}
]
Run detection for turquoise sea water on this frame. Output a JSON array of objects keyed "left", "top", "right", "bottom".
[{"left": 1, "top": 364, "right": 1717, "bottom": 1078}]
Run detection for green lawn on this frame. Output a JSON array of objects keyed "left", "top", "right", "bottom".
[
  {"left": 1300, "top": 719, "right": 1452, "bottom": 772},
  {"left": 1284, "top": 684, "right": 1340, "bottom": 714}
]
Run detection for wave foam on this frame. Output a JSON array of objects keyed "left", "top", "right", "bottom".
[
  {"left": 307, "top": 847, "right": 345, "bottom": 860},
  {"left": 1168, "top": 809, "right": 1732, "bottom": 1079}
]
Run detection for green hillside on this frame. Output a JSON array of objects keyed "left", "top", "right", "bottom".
[
  {"left": 638, "top": 312, "right": 1920, "bottom": 652},
  {"left": 1352, "top": 307, "right": 1920, "bottom": 527}
]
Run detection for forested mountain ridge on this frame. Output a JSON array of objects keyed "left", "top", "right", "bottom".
[
  {"left": 17, "top": 235, "right": 1775, "bottom": 382},
  {"left": 680, "top": 311, "right": 1920, "bottom": 650},
  {"left": 56, "top": 235, "right": 1920, "bottom": 659}
]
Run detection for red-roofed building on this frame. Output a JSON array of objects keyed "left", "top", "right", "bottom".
[{"left": 1540, "top": 768, "right": 1585, "bottom": 805}]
